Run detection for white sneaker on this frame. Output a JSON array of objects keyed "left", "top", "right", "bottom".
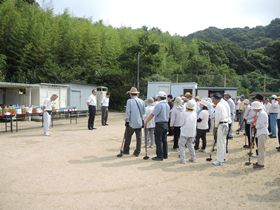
[
  {"left": 252, "top": 152, "right": 258, "bottom": 158},
  {"left": 176, "top": 159, "right": 186, "bottom": 164},
  {"left": 212, "top": 161, "right": 224, "bottom": 166},
  {"left": 44, "top": 132, "right": 50, "bottom": 136}
]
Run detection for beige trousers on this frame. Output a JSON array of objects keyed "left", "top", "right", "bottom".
[{"left": 257, "top": 134, "right": 267, "bottom": 165}]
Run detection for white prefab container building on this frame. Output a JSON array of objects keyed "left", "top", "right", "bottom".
[
  {"left": 0, "top": 82, "right": 36, "bottom": 106},
  {"left": 0, "top": 82, "right": 108, "bottom": 111},
  {"left": 196, "top": 87, "right": 238, "bottom": 100},
  {"left": 147, "top": 81, "right": 171, "bottom": 98},
  {"left": 147, "top": 81, "right": 198, "bottom": 98},
  {"left": 171, "top": 82, "right": 198, "bottom": 97},
  {"left": 67, "top": 84, "right": 108, "bottom": 110},
  {"left": 147, "top": 81, "right": 237, "bottom": 100},
  {"left": 34, "top": 83, "right": 68, "bottom": 108},
  {"left": 67, "top": 83, "right": 96, "bottom": 110}
]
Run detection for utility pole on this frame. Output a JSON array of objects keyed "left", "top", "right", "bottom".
[
  {"left": 137, "top": 52, "right": 140, "bottom": 91},
  {"left": 176, "top": 74, "right": 179, "bottom": 83},
  {"left": 224, "top": 73, "right": 227, "bottom": 87}
]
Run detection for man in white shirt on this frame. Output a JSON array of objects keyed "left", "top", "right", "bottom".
[
  {"left": 263, "top": 97, "right": 271, "bottom": 134},
  {"left": 87, "top": 89, "right": 97, "bottom": 130},
  {"left": 194, "top": 100, "right": 209, "bottom": 152},
  {"left": 212, "top": 93, "right": 228, "bottom": 166},
  {"left": 221, "top": 97, "right": 232, "bottom": 153},
  {"left": 41, "top": 94, "right": 58, "bottom": 136},
  {"left": 224, "top": 93, "right": 235, "bottom": 139},
  {"left": 101, "top": 92, "right": 110, "bottom": 126},
  {"left": 269, "top": 95, "right": 278, "bottom": 138},
  {"left": 251, "top": 101, "right": 269, "bottom": 169}
]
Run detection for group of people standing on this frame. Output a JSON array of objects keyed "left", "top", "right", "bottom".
[
  {"left": 122, "top": 86, "right": 278, "bottom": 169},
  {"left": 86, "top": 89, "right": 110, "bottom": 130}
]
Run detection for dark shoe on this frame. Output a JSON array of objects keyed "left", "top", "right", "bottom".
[
  {"left": 163, "top": 156, "right": 168, "bottom": 159},
  {"left": 123, "top": 151, "right": 129, "bottom": 155},
  {"left": 88, "top": 128, "right": 93, "bottom": 130},
  {"left": 152, "top": 157, "right": 163, "bottom": 161},
  {"left": 105, "top": 123, "right": 109, "bottom": 126},
  {"left": 276, "top": 146, "right": 280, "bottom": 150},
  {"left": 133, "top": 152, "right": 139, "bottom": 157},
  {"left": 228, "top": 136, "right": 233, "bottom": 139},
  {"left": 253, "top": 164, "right": 264, "bottom": 169},
  {"left": 243, "top": 145, "right": 249, "bottom": 149},
  {"left": 92, "top": 127, "right": 97, "bottom": 130}
]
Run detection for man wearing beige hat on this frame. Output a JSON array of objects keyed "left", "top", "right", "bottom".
[
  {"left": 183, "top": 92, "right": 197, "bottom": 112},
  {"left": 123, "top": 87, "right": 145, "bottom": 157},
  {"left": 251, "top": 101, "right": 269, "bottom": 169}
]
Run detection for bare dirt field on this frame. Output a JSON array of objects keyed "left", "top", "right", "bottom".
[{"left": 0, "top": 112, "right": 280, "bottom": 210}]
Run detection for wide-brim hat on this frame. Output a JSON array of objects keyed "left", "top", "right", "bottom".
[
  {"left": 244, "top": 99, "right": 250, "bottom": 105},
  {"left": 157, "top": 91, "right": 167, "bottom": 97},
  {"left": 224, "top": 92, "right": 231, "bottom": 97},
  {"left": 200, "top": 100, "right": 208, "bottom": 107},
  {"left": 146, "top": 97, "right": 154, "bottom": 104},
  {"left": 184, "top": 92, "right": 192, "bottom": 97},
  {"left": 186, "top": 100, "right": 196, "bottom": 109},
  {"left": 173, "top": 97, "right": 183, "bottom": 106},
  {"left": 127, "top": 87, "right": 139, "bottom": 94},
  {"left": 251, "top": 101, "right": 262, "bottom": 110}
]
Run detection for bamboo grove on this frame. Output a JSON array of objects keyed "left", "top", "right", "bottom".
[{"left": 0, "top": 0, "right": 279, "bottom": 109}]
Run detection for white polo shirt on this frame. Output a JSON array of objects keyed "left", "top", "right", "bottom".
[
  {"left": 101, "top": 97, "right": 109, "bottom": 107},
  {"left": 87, "top": 94, "right": 96, "bottom": 106}
]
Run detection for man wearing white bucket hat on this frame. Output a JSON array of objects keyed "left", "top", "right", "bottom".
[
  {"left": 145, "top": 91, "right": 170, "bottom": 161},
  {"left": 178, "top": 100, "right": 197, "bottom": 164},
  {"left": 251, "top": 101, "right": 269, "bottom": 169}
]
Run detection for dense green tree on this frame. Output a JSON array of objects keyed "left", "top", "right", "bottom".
[{"left": 0, "top": 0, "right": 279, "bottom": 109}]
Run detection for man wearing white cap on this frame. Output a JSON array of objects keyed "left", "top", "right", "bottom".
[
  {"left": 269, "top": 95, "right": 278, "bottom": 138},
  {"left": 251, "top": 101, "right": 269, "bottom": 169},
  {"left": 145, "top": 91, "right": 170, "bottom": 161},
  {"left": 212, "top": 93, "right": 228, "bottom": 166},
  {"left": 123, "top": 87, "right": 145, "bottom": 157}
]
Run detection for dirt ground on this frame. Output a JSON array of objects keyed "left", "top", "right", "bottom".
[{"left": 0, "top": 112, "right": 280, "bottom": 210}]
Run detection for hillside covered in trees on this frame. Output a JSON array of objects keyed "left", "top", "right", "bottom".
[{"left": 0, "top": 0, "right": 279, "bottom": 109}]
